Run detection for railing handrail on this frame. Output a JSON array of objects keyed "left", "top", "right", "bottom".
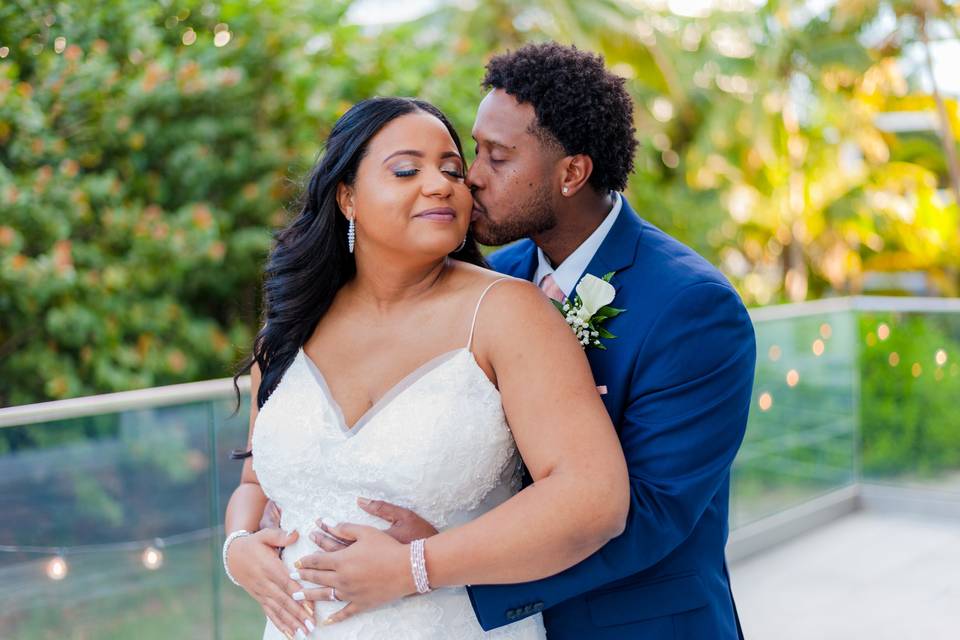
[
  {"left": 748, "top": 294, "right": 960, "bottom": 322},
  {"left": 0, "top": 376, "right": 250, "bottom": 428},
  {"left": 3, "top": 294, "right": 959, "bottom": 428}
]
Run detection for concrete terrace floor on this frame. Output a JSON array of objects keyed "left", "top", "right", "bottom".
[{"left": 729, "top": 511, "right": 960, "bottom": 639}]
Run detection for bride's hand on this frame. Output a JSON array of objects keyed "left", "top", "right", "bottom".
[
  {"left": 309, "top": 497, "right": 439, "bottom": 551},
  {"left": 228, "top": 528, "right": 315, "bottom": 638},
  {"left": 295, "top": 523, "right": 416, "bottom": 625}
]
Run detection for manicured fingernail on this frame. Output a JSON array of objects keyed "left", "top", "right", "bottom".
[
  {"left": 289, "top": 570, "right": 301, "bottom": 580},
  {"left": 283, "top": 632, "right": 293, "bottom": 640},
  {"left": 294, "top": 560, "right": 302, "bottom": 569},
  {"left": 322, "top": 617, "right": 336, "bottom": 626},
  {"left": 292, "top": 591, "right": 305, "bottom": 601},
  {"left": 304, "top": 618, "right": 316, "bottom": 632},
  {"left": 357, "top": 497, "right": 371, "bottom": 506},
  {"left": 305, "top": 602, "right": 314, "bottom": 616},
  {"left": 295, "top": 630, "right": 306, "bottom": 640},
  {"left": 320, "top": 517, "right": 338, "bottom": 529}
]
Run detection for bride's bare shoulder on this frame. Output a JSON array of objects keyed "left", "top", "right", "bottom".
[
  {"left": 449, "top": 260, "right": 541, "bottom": 301},
  {"left": 449, "top": 260, "right": 562, "bottom": 334}
]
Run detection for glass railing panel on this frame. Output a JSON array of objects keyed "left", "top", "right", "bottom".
[
  {"left": 0, "top": 403, "right": 219, "bottom": 639},
  {"left": 859, "top": 311, "right": 960, "bottom": 495},
  {"left": 732, "top": 310, "right": 858, "bottom": 527},
  {"left": 211, "top": 392, "right": 265, "bottom": 638}
]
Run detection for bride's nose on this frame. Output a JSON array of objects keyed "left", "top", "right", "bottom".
[{"left": 421, "top": 167, "right": 455, "bottom": 198}]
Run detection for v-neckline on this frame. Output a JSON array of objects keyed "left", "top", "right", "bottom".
[{"left": 298, "top": 347, "right": 469, "bottom": 437}]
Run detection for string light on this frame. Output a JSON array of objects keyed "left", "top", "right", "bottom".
[
  {"left": 912, "top": 363, "right": 922, "bottom": 378},
  {"left": 889, "top": 352, "right": 900, "bottom": 366},
  {"left": 865, "top": 332, "right": 877, "bottom": 346},
  {"left": 1, "top": 528, "right": 212, "bottom": 581},
  {"left": 54, "top": 37, "right": 66, "bottom": 54},
  {"left": 786, "top": 369, "right": 800, "bottom": 387},
  {"left": 812, "top": 339, "right": 825, "bottom": 356},
  {"left": 182, "top": 28, "right": 197, "bottom": 46},
  {"left": 877, "top": 323, "right": 890, "bottom": 341},
  {"left": 758, "top": 392, "right": 773, "bottom": 411},
  {"left": 0, "top": 47, "right": 8, "bottom": 58},
  {"left": 142, "top": 545, "right": 163, "bottom": 570},
  {"left": 45, "top": 555, "right": 68, "bottom": 580},
  {"left": 768, "top": 345, "right": 781, "bottom": 362},
  {"left": 935, "top": 349, "right": 947, "bottom": 366},
  {"left": 819, "top": 323, "right": 832, "bottom": 339},
  {"left": 213, "top": 31, "right": 231, "bottom": 47}
]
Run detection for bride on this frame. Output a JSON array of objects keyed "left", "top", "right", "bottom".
[{"left": 223, "top": 97, "right": 628, "bottom": 639}]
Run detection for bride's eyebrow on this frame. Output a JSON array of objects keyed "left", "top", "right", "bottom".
[{"left": 381, "top": 150, "right": 462, "bottom": 164}]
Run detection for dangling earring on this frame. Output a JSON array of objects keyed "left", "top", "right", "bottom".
[
  {"left": 347, "top": 218, "right": 356, "bottom": 254},
  {"left": 455, "top": 235, "right": 467, "bottom": 253}
]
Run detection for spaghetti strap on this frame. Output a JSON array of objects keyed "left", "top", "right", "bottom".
[{"left": 466, "top": 278, "right": 511, "bottom": 351}]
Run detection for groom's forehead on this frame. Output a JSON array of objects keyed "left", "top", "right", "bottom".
[{"left": 472, "top": 90, "right": 535, "bottom": 141}]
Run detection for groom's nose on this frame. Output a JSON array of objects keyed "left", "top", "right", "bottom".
[{"left": 465, "top": 162, "right": 483, "bottom": 191}]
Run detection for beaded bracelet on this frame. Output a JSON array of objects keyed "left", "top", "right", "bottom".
[
  {"left": 410, "top": 538, "right": 432, "bottom": 594},
  {"left": 222, "top": 529, "right": 252, "bottom": 586}
]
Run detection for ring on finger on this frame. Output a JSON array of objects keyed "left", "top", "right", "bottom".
[{"left": 331, "top": 587, "right": 340, "bottom": 602}]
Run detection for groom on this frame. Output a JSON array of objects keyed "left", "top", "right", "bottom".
[
  {"left": 282, "top": 43, "right": 755, "bottom": 638},
  {"left": 460, "top": 43, "right": 754, "bottom": 638}
]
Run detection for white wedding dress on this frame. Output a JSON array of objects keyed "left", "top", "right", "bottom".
[{"left": 252, "top": 279, "right": 546, "bottom": 639}]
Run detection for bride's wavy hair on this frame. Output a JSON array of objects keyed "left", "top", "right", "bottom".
[{"left": 232, "top": 98, "right": 485, "bottom": 458}]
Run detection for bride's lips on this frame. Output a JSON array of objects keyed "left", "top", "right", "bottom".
[{"left": 415, "top": 207, "right": 456, "bottom": 222}]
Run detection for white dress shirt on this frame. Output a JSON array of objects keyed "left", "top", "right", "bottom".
[{"left": 533, "top": 192, "right": 622, "bottom": 298}]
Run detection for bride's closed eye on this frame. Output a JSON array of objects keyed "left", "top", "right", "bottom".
[{"left": 392, "top": 166, "right": 465, "bottom": 180}]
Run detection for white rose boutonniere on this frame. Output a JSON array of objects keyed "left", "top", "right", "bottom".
[{"left": 553, "top": 272, "right": 626, "bottom": 349}]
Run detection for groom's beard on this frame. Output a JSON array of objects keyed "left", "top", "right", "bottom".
[{"left": 471, "top": 184, "right": 556, "bottom": 246}]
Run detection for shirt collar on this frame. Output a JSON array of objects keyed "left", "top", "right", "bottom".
[{"left": 534, "top": 193, "right": 622, "bottom": 298}]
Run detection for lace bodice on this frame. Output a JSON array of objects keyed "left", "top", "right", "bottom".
[{"left": 251, "top": 279, "right": 545, "bottom": 639}]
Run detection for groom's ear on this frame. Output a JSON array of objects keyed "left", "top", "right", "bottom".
[
  {"left": 559, "top": 153, "right": 594, "bottom": 197},
  {"left": 336, "top": 182, "right": 355, "bottom": 219}
]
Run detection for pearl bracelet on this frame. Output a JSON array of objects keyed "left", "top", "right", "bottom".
[
  {"left": 410, "top": 538, "right": 432, "bottom": 594},
  {"left": 222, "top": 529, "right": 252, "bottom": 586}
]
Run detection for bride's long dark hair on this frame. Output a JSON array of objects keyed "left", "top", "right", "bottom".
[{"left": 232, "top": 98, "right": 485, "bottom": 457}]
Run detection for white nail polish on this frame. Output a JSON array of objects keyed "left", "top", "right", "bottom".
[
  {"left": 292, "top": 591, "right": 305, "bottom": 601},
  {"left": 320, "top": 517, "right": 338, "bottom": 529},
  {"left": 304, "top": 619, "right": 316, "bottom": 632},
  {"left": 295, "top": 629, "right": 306, "bottom": 640},
  {"left": 290, "top": 570, "right": 301, "bottom": 580}
]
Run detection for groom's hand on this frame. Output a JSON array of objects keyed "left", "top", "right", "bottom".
[
  {"left": 260, "top": 499, "right": 282, "bottom": 531},
  {"left": 310, "top": 497, "right": 439, "bottom": 551}
]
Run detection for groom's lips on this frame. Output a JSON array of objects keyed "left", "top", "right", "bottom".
[{"left": 471, "top": 203, "right": 486, "bottom": 222}]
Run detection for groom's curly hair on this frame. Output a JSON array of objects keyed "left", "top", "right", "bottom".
[{"left": 482, "top": 42, "right": 637, "bottom": 193}]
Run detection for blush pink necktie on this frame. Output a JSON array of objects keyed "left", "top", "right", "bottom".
[{"left": 538, "top": 273, "right": 566, "bottom": 303}]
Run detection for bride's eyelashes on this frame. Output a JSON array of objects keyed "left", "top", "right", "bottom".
[{"left": 392, "top": 167, "right": 466, "bottom": 180}]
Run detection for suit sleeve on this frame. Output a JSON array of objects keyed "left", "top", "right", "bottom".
[{"left": 467, "top": 281, "right": 757, "bottom": 630}]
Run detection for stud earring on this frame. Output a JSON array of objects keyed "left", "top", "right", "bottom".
[
  {"left": 562, "top": 186, "right": 569, "bottom": 195},
  {"left": 347, "top": 218, "right": 355, "bottom": 253}
]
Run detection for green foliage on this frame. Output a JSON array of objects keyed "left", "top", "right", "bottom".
[
  {"left": 859, "top": 313, "right": 960, "bottom": 477},
  {"left": 2, "top": 0, "right": 960, "bottom": 410}
]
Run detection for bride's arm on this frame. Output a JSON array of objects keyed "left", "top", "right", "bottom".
[
  {"left": 224, "top": 363, "right": 315, "bottom": 639},
  {"left": 422, "top": 279, "right": 629, "bottom": 585}
]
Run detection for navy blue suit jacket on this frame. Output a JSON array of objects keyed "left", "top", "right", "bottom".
[{"left": 468, "top": 197, "right": 755, "bottom": 639}]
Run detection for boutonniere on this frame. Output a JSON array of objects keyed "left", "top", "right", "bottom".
[{"left": 553, "top": 272, "right": 626, "bottom": 350}]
